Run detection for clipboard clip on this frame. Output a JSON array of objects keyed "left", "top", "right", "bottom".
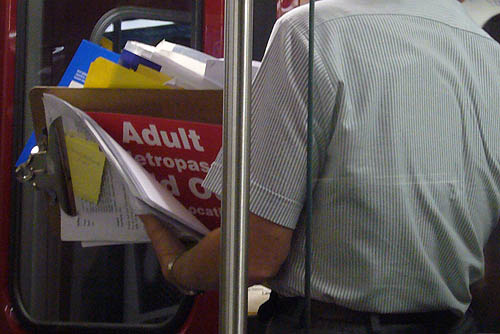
[{"left": 15, "top": 117, "right": 77, "bottom": 217}]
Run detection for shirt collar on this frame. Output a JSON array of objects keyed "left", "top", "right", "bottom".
[{"left": 324, "top": 0, "right": 488, "bottom": 37}]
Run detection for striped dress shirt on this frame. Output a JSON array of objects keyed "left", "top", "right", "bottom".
[{"left": 203, "top": 0, "right": 500, "bottom": 315}]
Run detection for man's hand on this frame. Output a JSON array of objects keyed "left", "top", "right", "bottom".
[
  {"left": 139, "top": 213, "right": 294, "bottom": 291},
  {"left": 139, "top": 215, "right": 187, "bottom": 283}
]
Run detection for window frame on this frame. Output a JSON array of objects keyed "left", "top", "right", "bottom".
[{"left": 9, "top": 1, "right": 199, "bottom": 332}]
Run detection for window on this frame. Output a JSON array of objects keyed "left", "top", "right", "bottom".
[{"left": 11, "top": 0, "right": 202, "bottom": 331}]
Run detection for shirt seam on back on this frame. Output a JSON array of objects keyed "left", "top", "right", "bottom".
[{"left": 311, "top": 13, "right": 495, "bottom": 44}]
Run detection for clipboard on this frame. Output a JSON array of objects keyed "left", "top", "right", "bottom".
[
  {"left": 16, "top": 105, "right": 76, "bottom": 216},
  {"left": 17, "top": 87, "right": 223, "bottom": 221}
]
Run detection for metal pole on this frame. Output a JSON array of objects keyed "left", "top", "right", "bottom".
[
  {"left": 220, "top": 0, "right": 253, "bottom": 331},
  {"left": 304, "top": 0, "right": 316, "bottom": 330}
]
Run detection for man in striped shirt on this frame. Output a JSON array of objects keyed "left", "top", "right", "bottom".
[{"left": 141, "top": 0, "right": 500, "bottom": 332}]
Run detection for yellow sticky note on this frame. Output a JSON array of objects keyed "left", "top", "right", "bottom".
[{"left": 65, "top": 135, "right": 106, "bottom": 204}]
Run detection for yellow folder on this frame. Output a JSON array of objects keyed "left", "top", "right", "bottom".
[{"left": 84, "top": 57, "right": 172, "bottom": 89}]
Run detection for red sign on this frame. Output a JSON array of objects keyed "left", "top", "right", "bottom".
[{"left": 89, "top": 112, "right": 222, "bottom": 231}]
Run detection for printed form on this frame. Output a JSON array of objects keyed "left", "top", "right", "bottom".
[
  {"left": 42, "top": 94, "right": 209, "bottom": 246},
  {"left": 43, "top": 94, "right": 150, "bottom": 244}
]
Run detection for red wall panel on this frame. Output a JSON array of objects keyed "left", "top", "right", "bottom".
[{"left": 0, "top": 0, "right": 24, "bottom": 331}]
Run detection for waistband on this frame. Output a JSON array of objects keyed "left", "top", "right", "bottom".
[{"left": 259, "top": 292, "right": 463, "bottom": 327}]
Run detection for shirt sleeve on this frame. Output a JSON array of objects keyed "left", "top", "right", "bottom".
[{"left": 203, "top": 12, "right": 338, "bottom": 229}]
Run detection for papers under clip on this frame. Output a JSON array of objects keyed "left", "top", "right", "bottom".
[{"left": 42, "top": 93, "right": 210, "bottom": 245}]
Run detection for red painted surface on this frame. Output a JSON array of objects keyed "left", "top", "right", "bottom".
[
  {"left": 0, "top": 0, "right": 24, "bottom": 333},
  {"left": 0, "top": 0, "right": 229, "bottom": 332},
  {"left": 88, "top": 112, "right": 223, "bottom": 230},
  {"left": 277, "top": 0, "right": 306, "bottom": 18},
  {"left": 203, "top": 0, "right": 224, "bottom": 57},
  {"left": 180, "top": 291, "right": 219, "bottom": 334}
]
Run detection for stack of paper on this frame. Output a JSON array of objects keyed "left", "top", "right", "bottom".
[
  {"left": 123, "top": 40, "right": 261, "bottom": 89},
  {"left": 44, "top": 40, "right": 229, "bottom": 247},
  {"left": 43, "top": 94, "right": 211, "bottom": 247},
  {"left": 21, "top": 40, "right": 231, "bottom": 247},
  {"left": 124, "top": 40, "right": 219, "bottom": 89},
  {"left": 59, "top": 39, "right": 262, "bottom": 90}
]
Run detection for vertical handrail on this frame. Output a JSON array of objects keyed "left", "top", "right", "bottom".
[
  {"left": 112, "top": 21, "right": 121, "bottom": 53},
  {"left": 191, "top": 0, "right": 203, "bottom": 50},
  {"left": 220, "top": 0, "right": 253, "bottom": 332},
  {"left": 304, "top": 0, "right": 316, "bottom": 331}
]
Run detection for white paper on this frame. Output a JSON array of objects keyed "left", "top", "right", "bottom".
[
  {"left": 58, "top": 168, "right": 150, "bottom": 242},
  {"left": 204, "top": 59, "right": 262, "bottom": 89},
  {"left": 153, "top": 50, "right": 219, "bottom": 90},
  {"left": 156, "top": 40, "right": 217, "bottom": 63},
  {"left": 125, "top": 40, "right": 217, "bottom": 89},
  {"left": 43, "top": 95, "right": 150, "bottom": 242},
  {"left": 42, "top": 94, "right": 209, "bottom": 245},
  {"left": 124, "top": 40, "right": 262, "bottom": 90},
  {"left": 73, "top": 107, "right": 210, "bottom": 237}
]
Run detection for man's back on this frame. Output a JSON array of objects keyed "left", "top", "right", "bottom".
[{"left": 261, "top": 0, "right": 500, "bottom": 315}]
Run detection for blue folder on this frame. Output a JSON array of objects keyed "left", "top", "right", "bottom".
[{"left": 17, "top": 40, "right": 121, "bottom": 167}]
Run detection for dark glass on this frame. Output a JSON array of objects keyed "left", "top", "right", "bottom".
[{"left": 13, "top": 0, "right": 195, "bottom": 329}]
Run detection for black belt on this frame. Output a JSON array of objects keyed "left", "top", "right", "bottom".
[{"left": 259, "top": 292, "right": 461, "bottom": 327}]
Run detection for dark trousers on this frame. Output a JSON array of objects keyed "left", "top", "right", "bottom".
[{"left": 259, "top": 293, "right": 478, "bottom": 334}]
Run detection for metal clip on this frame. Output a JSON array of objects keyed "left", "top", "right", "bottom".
[
  {"left": 15, "top": 117, "right": 76, "bottom": 216},
  {"left": 16, "top": 150, "right": 47, "bottom": 185}
]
